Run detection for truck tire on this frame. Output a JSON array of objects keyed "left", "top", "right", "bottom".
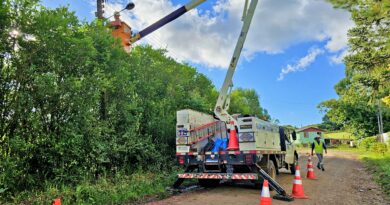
[
  {"left": 290, "top": 164, "right": 296, "bottom": 175},
  {"left": 255, "top": 160, "right": 276, "bottom": 191},
  {"left": 290, "top": 153, "right": 298, "bottom": 175},
  {"left": 198, "top": 179, "right": 220, "bottom": 188},
  {"left": 267, "top": 159, "right": 277, "bottom": 180}
]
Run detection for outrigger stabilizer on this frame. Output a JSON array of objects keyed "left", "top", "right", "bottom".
[{"left": 255, "top": 164, "right": 294, "bottom": 202}]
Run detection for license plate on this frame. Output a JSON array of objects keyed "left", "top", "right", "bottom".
[{"left": 176, "top": 146, "right": 190, "bottom": 153}]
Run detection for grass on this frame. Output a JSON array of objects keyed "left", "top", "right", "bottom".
[
  {"left": 323, "top": 131, "right": 355, "bottom": 140},
  {"left": 2, "top": 171, "right": 178, "bottom": 205},
  {"left": 360, "top": 152, "right": 390, "bottom": 199}
]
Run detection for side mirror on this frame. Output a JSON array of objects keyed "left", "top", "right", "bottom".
[{"left": 292, "top": 131, "right": 297, "bottom": 141}]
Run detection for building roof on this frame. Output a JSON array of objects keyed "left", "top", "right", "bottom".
[{"left": 296, "top": 126, "right": 323, "bottom": 133}]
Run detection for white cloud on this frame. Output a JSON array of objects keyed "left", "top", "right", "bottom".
[
  {"left": 103, "top": 0, "right": 354, "bottom": 68},
  {"left": 278, "top": 47, "right": 324, "bottom": 81},
  {"left": 329, "top": 49, "right": 349, "bottom": 64}
]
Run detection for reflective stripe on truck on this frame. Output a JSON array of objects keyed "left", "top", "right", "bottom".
[
  {"left": 178, "top": 173, "right": 258, "bottom": 180},
  {"left": 176, "top": 150, "right": 286, "bottom": 156}
]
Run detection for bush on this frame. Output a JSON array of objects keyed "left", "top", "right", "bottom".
[
  {"left": 362, "top": 154, "right": 390, "bottom": 198},
  {"left": 359, "top": 136, "right": 377, "bottom": 151},
  {"left": 3, "top": 171, "right": 178, "bottom": 205},
  {"left": 370, "top": 142, "right": 388, "bottom": 155}
]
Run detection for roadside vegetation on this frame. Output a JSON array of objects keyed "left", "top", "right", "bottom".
[
  {"left": 325, "top": 136, "right": 390, "bottom": 199},
  {"left": 358, "top": 136, "right": 390, "bottom": 198},
  {"left": 6, "top": 172, "right": 177, "bottom": 205},
  {"left": 362, "top": 152, "right": 390, "bottom": 198},
  {"left": 0, "top": 1, "right": 270, "bottom": 204}
]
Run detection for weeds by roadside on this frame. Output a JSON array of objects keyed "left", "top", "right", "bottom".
[
  {"left": 361, "top": 153, "right": 390, "bottom": 199},
  {"left": 1, "top": 171, "right": 178, "bottom": 205}
]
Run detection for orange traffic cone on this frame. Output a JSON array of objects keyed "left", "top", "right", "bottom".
[
  {"left": 306, "top": 156, "right": 317, "bottom": 180},
  {"left": 52, "top": 198, "right": 61, "bottom": 205},
  {"left": 292, "top": 165, "right": 308, "bottom": 199},
  {"left": 259, "top": 180, "right": 272, "bottom": 205},
  {"left": 227, "top": 121, "right": 239, "bottom": 150}
]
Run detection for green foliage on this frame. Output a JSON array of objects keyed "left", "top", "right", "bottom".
[
  {"left": 370, "top": 142, "right": 388, "bottom": 155},
  {"left": 0, "top": 0, "right": 209, "bottom": 200},
  {"left": 362, "top": 153, "right": 390, "bottom": 198},
  {"left": 228, "top": 88, "right": 270, "bottom": 120},
  {"left": 0, "top": 0, "right": 271, "bottom": 202},
  {"left": 3, "top": 171, "right": 176, "bottom": 205},
  {"left": 319, "top": 115, "right": 342, "bottom": 131},
  {"left": 359, "top": 136, "right": 378, "bottom": 151},
  {"left": 129, "top": 46, "right": 218, "bottom": 149},
  {"left": 320, "top": 0, "right": 390, "bottom": 136}
]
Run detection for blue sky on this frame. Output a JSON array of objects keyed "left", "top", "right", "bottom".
[{"left": 41, "top": 0, "right": 353, "bottom": 127}]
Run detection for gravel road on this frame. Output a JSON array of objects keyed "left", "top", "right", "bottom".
[{"left": 146, "top": 150, "right": 388, "bottom": 205}]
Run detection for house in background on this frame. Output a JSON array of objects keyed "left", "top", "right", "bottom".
[
  {"left": 294, "top": 126, "right": 324, "bottom": 146},
  {"left": 324, "top": 131, "right": 355, "bottom": 146}
]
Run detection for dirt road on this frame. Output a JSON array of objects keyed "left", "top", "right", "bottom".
[{"left": 147, "top": 150, "right": 388, "bottom": 205}]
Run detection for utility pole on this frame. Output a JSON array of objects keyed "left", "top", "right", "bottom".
[
  {"left": 96, "top": 0, "right": 104, "bottom": 19},
  {"left": 96, "top": 0, "right": 107, "bottom": 120}
]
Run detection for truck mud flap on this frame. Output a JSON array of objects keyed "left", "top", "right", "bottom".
[{"left": 178, "top": 173, "right": 258, "bottom": 180}]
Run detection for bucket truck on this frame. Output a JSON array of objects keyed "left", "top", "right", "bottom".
[{"left": 129, "top": 0, "right": 296, "bottom": 201}]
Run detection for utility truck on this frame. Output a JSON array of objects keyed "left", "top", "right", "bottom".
[
  {"left": 130, "top": 0, "right": 297, "bottom": 201},
  {"left": 175, "top": 110, "right": 298, "bottom": 188}
]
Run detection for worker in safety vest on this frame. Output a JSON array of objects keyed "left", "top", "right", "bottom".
[{"left": 311, "top": 132, "right": 327, "bottom": 171}]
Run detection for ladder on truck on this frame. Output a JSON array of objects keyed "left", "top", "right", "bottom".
[{"left": 187, "top": 121, "right": 227, "bottom": 145}]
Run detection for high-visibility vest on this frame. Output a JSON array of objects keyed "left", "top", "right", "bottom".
[{"left": 314, "top": 140, "right": 324, "bottom": 154}]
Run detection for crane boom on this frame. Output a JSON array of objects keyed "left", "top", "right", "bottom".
[
  {"left": 130, "top": 0, "right": 206, "bottom": 43},
  {"left": 214, "top": 0, "right": 258, "bottom": 126}
]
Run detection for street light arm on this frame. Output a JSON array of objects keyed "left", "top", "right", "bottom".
[{"left": 105, "top": 3, "right": 135, "bottom": 20}]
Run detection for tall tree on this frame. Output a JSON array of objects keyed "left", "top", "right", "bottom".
[{"left": 320, "top": 0, "right": 390, "bottom": 136}]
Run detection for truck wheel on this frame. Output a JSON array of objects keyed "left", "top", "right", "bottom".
[
  {"left": 259, "top": 160, "right": 276, "bottom": 191},
  {"left": 267, "top": 160, "right": 277, "bottom": 180},
  {"left": 290, "top": 153, "right": 298, "bottom": 175},
  {"left": 290, "top": 164, "right": 296, "bottom": 175},
  {"left": 198, "top": 179, "right": 220, "bottom": 188}
]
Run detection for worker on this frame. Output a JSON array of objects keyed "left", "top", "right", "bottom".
[{"left": 311, "top": 132, "right": 327, "bottom": 171}]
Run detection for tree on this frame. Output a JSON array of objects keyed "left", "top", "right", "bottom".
[
  {"left": 320, "top": 0, "right": 390, "bottom": 136},
  {"left": 319, "top": 114, "right": 342, "bottom": 131},
  {"left": 228, "top": 88, "right": 271, "bottom": 120}
]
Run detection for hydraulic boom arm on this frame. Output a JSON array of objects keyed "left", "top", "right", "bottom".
[
  {"left": 214, "top": 0, "right": 258, "bottom": 127},
  {"left": 128, "top": 0, "right": 258, "bottom": 129},
  {"left": 130, "top": 0, "right": 206, "bottom": 44}
]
